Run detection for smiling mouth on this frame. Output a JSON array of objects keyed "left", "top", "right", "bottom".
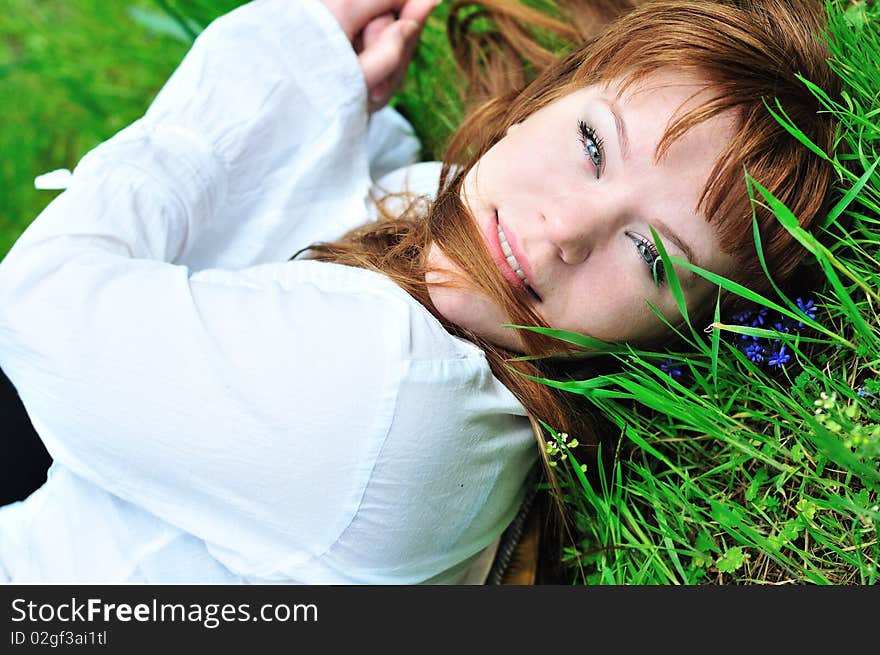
[{"left": 496, "top": 221, "right": 542, "bottom": 302}]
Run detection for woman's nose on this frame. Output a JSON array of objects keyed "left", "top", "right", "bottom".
[{"left": 543, "top": 195, "right": 620, "bottom": 265}]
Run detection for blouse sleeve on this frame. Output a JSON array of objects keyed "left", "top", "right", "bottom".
[
  {"left": 29, "top": 0, "right": 426, "bottom": 271},
  {"left": 123, "top": 0, "right": 378, "bottom": 271},
  {"left": 0, "top": 0, "right": 420, "bottom": 573}
]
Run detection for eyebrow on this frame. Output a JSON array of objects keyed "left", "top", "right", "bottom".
[{"left": 604, "top": 97, "right": 631, "bottom": 162}]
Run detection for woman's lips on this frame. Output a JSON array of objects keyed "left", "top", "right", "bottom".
[{"left": 489, "top": 211, "right": 541, "bottom": 301}]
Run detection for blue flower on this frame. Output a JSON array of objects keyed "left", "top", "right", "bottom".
[
  {"left": 857, "top": 386, "right": 879, "bottom": 406},
  {"left": 727, "top": 300, "right": 815, "bottom": 372},
  {"left": 772, "top": 321, "right": 790, "bottom": 334},
  {"left": 731, "top": 310, "right": 753, "bottom": 324},
  {"left": 744, "top": 342, "right": 764, "bottom": 363},
  {"left": 795, "top": 297, "right": 817, "bottom": 327},
  {"left": 767, "top": 345, "right": 791, "bottom": 368},
  {"left": 660, "top": 358, "right": 683, "bottom": 379},
  {"left": 732, "top": 310, "right": 759, "bottom": 341},
  {"left": 750, "top": 307, "right": 769, "bottom": 327}
]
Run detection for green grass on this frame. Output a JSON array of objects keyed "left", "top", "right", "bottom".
[{"left": 3, "top": 0, "right": 878, "bottom": 584}]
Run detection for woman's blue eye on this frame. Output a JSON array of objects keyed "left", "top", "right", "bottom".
[
  {"left": 626, "top": 231, "right": 666, "bottom": 287},
  {"left": 578, "top": 120, "right": 604, "bottom": 178}
]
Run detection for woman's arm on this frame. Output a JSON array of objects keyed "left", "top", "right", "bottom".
[
  {"left": 0, "top": 0, "right": 421, "bottom": 573},
  {"left": 38, "top": 0, "right": 435, "bottom": 272},
  {"left": 133, "top": 0, "right": 372, "bottom": 269}
]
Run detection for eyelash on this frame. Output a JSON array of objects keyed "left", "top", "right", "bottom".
[
  {"left": 578, "top": 120, "right": 604, "bottom": 178},
  {"left": 626, "top": 231, "right": 666, "bottom": 288}
]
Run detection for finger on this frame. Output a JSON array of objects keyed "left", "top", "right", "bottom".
[
  {"left": 363, "top": 2, "right": 435, "bottom": 112},
  {"left": 360, "top": 11, "right": 396, "bottom": 52},
  {"left": 358, "top": 18, "right": 420, "bottom": 91},
  {"left": 367, "top": 79, "right": 392, "bottom": 113},
  {"left": 338, "top": 0, "right": 406, "bottom": 39},
  {"left": 399, "top": 0, "right": 442, "bottom": 26},
  {"left": 369, "top": 44, "right": 411, "bottom": 112},
  {"left": 366, "top": 20, "right": 423, "bottom": 112},
  {"left": 362, "top": 1, "right": 433, "bottom": 55}
]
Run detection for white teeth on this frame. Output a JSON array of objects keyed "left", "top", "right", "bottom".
[{"left": 497, "top": 223, "right": 531, "bottom": 287}]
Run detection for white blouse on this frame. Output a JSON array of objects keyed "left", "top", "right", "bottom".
[{"left": 0, "top": 0, "right": 536, "bottom": 584}]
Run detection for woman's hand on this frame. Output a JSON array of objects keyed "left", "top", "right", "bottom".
[{"left": 320, "top": 0, "right": 441, "bottom": 113}]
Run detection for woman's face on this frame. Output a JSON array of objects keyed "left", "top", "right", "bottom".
[{"left": 426, "top": 71, "right": 740, "bottom": 352}]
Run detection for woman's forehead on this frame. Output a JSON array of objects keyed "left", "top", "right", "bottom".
[
  {"left": 599, "top": 70, "right": 719, "bottom": 110},
  {"left": 558, "top": 74, "right": 735, "bottom": 158}
]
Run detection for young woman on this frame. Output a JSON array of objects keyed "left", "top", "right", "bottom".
[{"left": 0, "top": 0, "right": 839, "bottom": 584}]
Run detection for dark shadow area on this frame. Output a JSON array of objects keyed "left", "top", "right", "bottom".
[{"left": 0, "top": 365, "right": 52, "bottom": 506}]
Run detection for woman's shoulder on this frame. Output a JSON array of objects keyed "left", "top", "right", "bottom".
[
  {"left": 371, "top": 160, "right": 445, "bottom": 198},
  {"left": 288, "top": 258, "right": 487, "bottom": 363}
]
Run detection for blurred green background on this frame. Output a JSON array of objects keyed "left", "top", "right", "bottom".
[{"left": 0, "top": 0, "right": 249, "bottom": 257}]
